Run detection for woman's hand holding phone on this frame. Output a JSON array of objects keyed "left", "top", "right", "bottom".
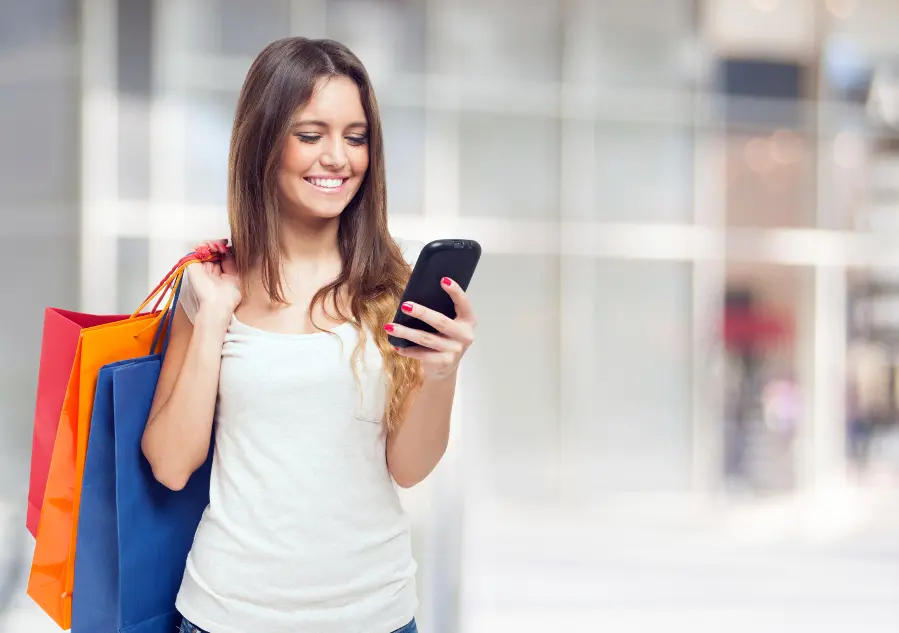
[{"left": 384, "top": 276, "right": 477, "bottom": 380}]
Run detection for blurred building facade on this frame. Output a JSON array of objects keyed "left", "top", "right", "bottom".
[{"left": 3, "top": 0, "right": 899, "bottom": 631}]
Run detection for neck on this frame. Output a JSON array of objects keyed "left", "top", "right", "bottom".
[{"left": 278, "top": 214, "right": 341, "bottom": 265}]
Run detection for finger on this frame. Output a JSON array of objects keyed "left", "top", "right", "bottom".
[
  {"left": 397, "top": 301, "right": 464, "bottom": 338},
  {"left": 392, "top": 345, "right": 441, "bottom": 362},
  {"left": 197, "top": 240, "right": 220, "bottom": 254},
  {"left": 202, "top": 261, "right": 219, "bottom": 277},
  {"left": 384, "top": 323, "right": 460, "bottom": 353},
  {"left": 193, "top": 242, "right": 215, "bottom": 259},
  {"left": 440, "top": 277, "right": 476, "bottom": 324},
  {"left": 221, "top": 251, "right": 238, "bottom": 276}
]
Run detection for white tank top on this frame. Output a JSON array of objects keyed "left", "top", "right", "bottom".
[{"left": 174, "top": 239, "right": 422, "bottom": 633}]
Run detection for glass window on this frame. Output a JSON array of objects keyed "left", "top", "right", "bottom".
[
  {"left": 215, "top": 0, "right": 292, "bottom": 58},
  {"left": 563, "top": 259, "right": 693, "bottom": 496},
  {"left": 0, "top": 82, "right": 78, "bottom": 206},
  {"left": 327, "top": 0, "right": 427, "bottom": 79},
  {"left": 461, "top": 253, "right": 561, "bottom": 503},
  {"left": 590, "top": 0, "right": 697, "bottom": 90},
  {"left": 586, "top": 122, "right": 694, "bottom": 223},
  {"left": 117, "top": 0, "right": 152, "bottom": 97},
  {"left": 459, "top": 113, "right": 560, "bottom": 220},
  {"left": 183, "top": 90, "right": 238, "bottom": 207},
  {"left": 432, "top": 0, "right": 562, "bottom": 82},
  {"left": 382, "top": 106, "right": 426, "bottom": 216},
  {"left": 118, "top": 96, "right": 151, "bottom": 200},
  {"left": 0, "top": 0, "right": 77, "bottom": 53},
  {"left": 117, "top": 237, "right": 150, "bottom": 314},
  {"left": 722, "top": 131, "right": 813, "bottom": 228}
]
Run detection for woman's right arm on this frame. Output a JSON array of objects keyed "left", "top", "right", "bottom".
[
  {"left": 141, "top": 240, "right": 239, "bottom": 491},
  {"left": 140, "top": 303, "right": 231, "bottom": 491}
]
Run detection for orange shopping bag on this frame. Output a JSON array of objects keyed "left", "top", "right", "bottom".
[{"left": 26, "top": 252, "right": 216, "bottom": 628}]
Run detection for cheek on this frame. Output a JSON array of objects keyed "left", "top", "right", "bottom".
[
  {"left": 280, "top": 141, "right": 316, "bottom": 174},
  {"left": 351, "top": 149, "right": 370, "bottom": 178}
]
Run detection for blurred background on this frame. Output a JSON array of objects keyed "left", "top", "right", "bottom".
[{"left": 2, "top": 0, "right": 899, "bottom": 631}]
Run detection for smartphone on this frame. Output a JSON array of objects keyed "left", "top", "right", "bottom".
[{"left": 388, "top": 239, "right": 482, "bottom": 348}]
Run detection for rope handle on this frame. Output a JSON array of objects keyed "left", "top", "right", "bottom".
[
  {"left": 150, "top": 266, "right": 187, "bottom": 357},
  {"left": 131, "top": 248, "right": 222, "bottom": 319},
  {"left": 130, "top": 248, "right": 224, "bottom": 346}
]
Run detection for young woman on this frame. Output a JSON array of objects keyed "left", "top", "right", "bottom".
[{"left": 140, "top": 37, "right": 477, "bottom": 633}]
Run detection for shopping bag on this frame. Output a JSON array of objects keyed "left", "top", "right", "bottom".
[
  {"left": 71, "top": 357, "right": 142, "bottom": 633},
  {"left": 27, "top": 309, "right": 126, "bottom": 537},
  {"left": 73, "top": 273, "right": 213, "bottom": 633},
  {"left": 115, "top": 360, "right": 212, "bottom": 633},
  {"left": 27, "top": 252, "right": 215, "bottom": 629}
]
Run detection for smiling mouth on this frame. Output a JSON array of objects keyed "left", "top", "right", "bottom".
[{"left": 304, "top": 177, "right": 347, "bottom": 192}]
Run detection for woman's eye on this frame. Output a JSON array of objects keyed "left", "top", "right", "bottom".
[
  {"left": 346, "top": 135, "right": 368, "bottom": 147},
  {"left": 296, "top": 133, "right": 320, "bottom": 143}
]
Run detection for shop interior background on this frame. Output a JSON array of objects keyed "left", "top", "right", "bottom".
[{"left": 1, "top": 0, "right": 898, "bottom": 631}]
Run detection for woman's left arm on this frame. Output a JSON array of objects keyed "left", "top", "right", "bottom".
[{"left": 384, "top": 277, "right": 477, "bottom": 488}]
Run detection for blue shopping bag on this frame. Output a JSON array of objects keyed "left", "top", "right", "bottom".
[
  {"left": 72, "top": 271, "right": 213, "bottom": 633},
  {"left": 72, "top": 357, "right": 147, "bottom": 633}
]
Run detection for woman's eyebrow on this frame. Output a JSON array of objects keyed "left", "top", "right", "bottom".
[{"left": 292, "top": 120, "right": 368, "bottom": 129}]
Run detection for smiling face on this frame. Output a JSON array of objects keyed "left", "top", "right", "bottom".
[{"left": 275, "top": 75, "right": 370, "bottom": 222}]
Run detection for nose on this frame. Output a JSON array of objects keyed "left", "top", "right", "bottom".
[{"left": 319, "top": 137, "right": 347, "bottom": 170}]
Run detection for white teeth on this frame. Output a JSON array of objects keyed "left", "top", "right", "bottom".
[{"left": 310, "top": 177, "right": 344, "bottom": 189}]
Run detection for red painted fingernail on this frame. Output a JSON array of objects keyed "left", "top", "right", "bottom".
[
  {"left": 393, "top": 346, "right": 399, "bottom": 351},
  {"left": 442, "top": 277, "right": 452, "bottom": 286},
  {"left": 401, "top": 302, "right": 413, "bottom": 313},
  {"left": 384, "top": 323, "right": 394, "bottom": 332}
]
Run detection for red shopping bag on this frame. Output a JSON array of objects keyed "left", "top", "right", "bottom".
[{"left": 27, "top": 309, "right": 126, "bottom": 537}]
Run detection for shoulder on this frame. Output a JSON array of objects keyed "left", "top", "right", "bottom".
[
  {"left": 392, "top": 237, "right": 425, "bottom": 268},
  {"left": 176, "top": 267, "right": 200, "bottom": 324}
]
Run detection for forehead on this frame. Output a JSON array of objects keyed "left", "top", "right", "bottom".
[{"left": 294, "top": 76, "right": 366, "bottom": 125}]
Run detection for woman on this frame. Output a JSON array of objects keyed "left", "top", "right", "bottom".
[{"left": 140, "top": 37, "right": 477, "bottom": 633}]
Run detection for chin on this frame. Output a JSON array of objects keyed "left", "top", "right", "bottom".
[
  {"left": 281, "top": 195, "right": 354, "bottom": 222},
  {"left": 310, "top": 205, "right": 347, "bottom": 220},
  {"left": 309, "top": 195, "right": 357, "bottom": 217}
]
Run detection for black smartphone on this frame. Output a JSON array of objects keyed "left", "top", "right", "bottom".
[{"left": 388, "top": 239, "right": 482, "bottom": 348}]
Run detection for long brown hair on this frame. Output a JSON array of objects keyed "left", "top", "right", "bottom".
[{"left": 227, "top": 37, "right": 422, "bottom": 431}]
